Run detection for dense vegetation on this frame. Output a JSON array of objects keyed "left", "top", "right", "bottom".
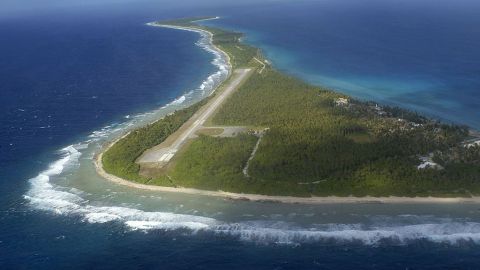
[
  {"left": 170, "top": 134, "right": 257, "bottom": 190},
  {"left": 208, "top": 28, "right": 259, "bottom": 68},
  {"left": 161, "top": 17, "right": 261, "bottom": 68},
  {"left": 102, "top": 100, "right": 206, "bottom": 182},
  {"left": 102, "top": 17, "right": 480, "bottom": 197},
  {"left": 168, "top": 68, "right": 480, "bottom": 197}
]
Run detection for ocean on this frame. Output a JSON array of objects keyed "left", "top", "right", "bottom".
[
  {"left": 1, "top": 0, "right": 480, "bottom": 269},
  {"left": 202, "top": 0, "right": 480, "bottom": 129}
]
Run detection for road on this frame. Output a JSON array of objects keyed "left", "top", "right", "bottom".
[
  {"left": 138, "top": 68, "right": 252, "bottom": 164},
  {"left": 253, "top": 57, "right": 266, "bottom": 74}
]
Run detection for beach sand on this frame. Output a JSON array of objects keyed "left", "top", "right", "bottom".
[{"left": 95, "top": 149, "right": 480, "bottom": 204}]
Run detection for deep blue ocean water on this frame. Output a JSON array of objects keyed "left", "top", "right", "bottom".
[{"left": 2, "top": 0, "right": 480, "bottom": 269}]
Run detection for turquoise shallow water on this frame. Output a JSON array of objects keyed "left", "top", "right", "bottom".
[
  {"left": 2, "top": 0, "right": 480, "bottom": 269},
  {"left": 203, "top": 0, "right": 480, "bottom": 129}
]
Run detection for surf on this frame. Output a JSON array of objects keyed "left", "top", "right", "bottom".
[{"left": 22, "top": 19, "right": 480, "bottom": 248}]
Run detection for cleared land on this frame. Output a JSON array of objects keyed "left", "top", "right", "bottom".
[{"left": 137, "top": 68, "right": 252, "bottom": 166}]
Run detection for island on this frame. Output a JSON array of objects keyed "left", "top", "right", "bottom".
[{"left": 96, "top": 17, "right": 480, "bottom": 203}]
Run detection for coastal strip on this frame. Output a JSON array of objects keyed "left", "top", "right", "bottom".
[
  {"left": 95, "top": 152, "right": 480, "bottom": 204},
  {"left": 95, "top": 20, "right": 480, "bottom": 204}
]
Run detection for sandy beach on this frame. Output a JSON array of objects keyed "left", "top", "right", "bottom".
[{"left": 95, "top": 149, "right": 480, "bottom": 204}]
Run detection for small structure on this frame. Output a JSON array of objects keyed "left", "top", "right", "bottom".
[
  {"left": 417, "top": 155, "right": 444, "bottom": 170},
  {"left": 373, "top": 104, "right": 386, "bottom": 116},
  {"left": 466, "top": 140, "right": 480, "bottom": 148},
  {"left": 334, "top": 98, "right": 349, "bottom": 107}
]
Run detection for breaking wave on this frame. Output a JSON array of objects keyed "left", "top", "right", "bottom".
[
  {"left": 194, "top": 28, "right": 230, "bottom": 96},
  {"left": 170, "top": 95, "right": 186, "bottom": 105},
  {"left": 23, "top": 22, "right": 233, "bottom": 236},
  {"left": 213, "top": 221, "right": 480, "bottom": 245},
  {"left": 22, "top": 21, "right": 480, "bottom": 247},
  {"left": 23, "top": 140, "right": 480, "bottom": 246},
  {"left": 24, "top": 143, "right": 218, "bottom": 232},
  {"left": 154, "top": 22, "right": 231, "bottom": 107}
]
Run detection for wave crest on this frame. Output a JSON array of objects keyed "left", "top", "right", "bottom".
[
  {"left": 23, "top": 144, "right": 480, "bottom": 246},
  {"left": 158, "top": 23, "right": 231, "bottom": 106},
  {"left": 22, "top": 22, "right": 480, "bottom": 247}
]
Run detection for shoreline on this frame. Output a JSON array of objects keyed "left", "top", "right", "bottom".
[
  {"left": 95, "top": 22, "right": 480, "bottom": 205},
  {"left": 147, "top": 21, "right": 232, "bottom": 83},
  {"left": 95, "top": 151, "right": 480, "bottom": 204}
]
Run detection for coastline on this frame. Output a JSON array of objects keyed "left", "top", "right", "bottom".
[
  {"left": 95, "top": 150, "right": 480, "bottom": 204},
  {"left": 147, "top": 21, "right": 232, "bottom": 83},
  {"left": 95, "top": 21, "right": 480, "bottom": 205}
]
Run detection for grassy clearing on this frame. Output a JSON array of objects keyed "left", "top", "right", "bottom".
[{"left": 196, "top": 128, "right": 224, "bottom": 136}]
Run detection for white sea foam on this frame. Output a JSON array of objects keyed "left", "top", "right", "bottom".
[
  {"left": 23, "top": 22, "right": 234, "bottom": 237},
  {"left": 22, "top": 21, "right": 480, "bottom": 247},
  {"left": 24, "top": 146, "right": 480, "bottom": 246},
  {"left": 211, "top": 221, "right": 480, "bottom": 245},
  {"left": 151, "top": 22, "right": 231, "bottom": 103},
  {"left": 170, "top": 95, "right": 186, "bottom": 105},
  {"left": 193, "top": 31, "right": 230, "bottom": 96},
  {"left": 24, "top": 144, "right": 218, "bottom": 231}
]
